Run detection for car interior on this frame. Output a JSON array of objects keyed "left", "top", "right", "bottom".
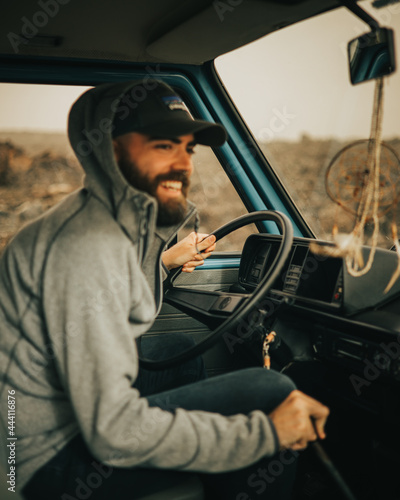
[{"left": 1, "top": 0, "right": 400, "bottom": 499}]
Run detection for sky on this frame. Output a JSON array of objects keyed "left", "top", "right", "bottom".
[
  {"left": 0, "top": 84, "right": 91, "bottom": 132},
  {"left": 0, "top": 2, "right": 399, "bottom": 142}
]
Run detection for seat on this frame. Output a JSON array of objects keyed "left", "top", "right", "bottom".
[{"left": 1, "top": 463, "right": 204, "bottom": 500}]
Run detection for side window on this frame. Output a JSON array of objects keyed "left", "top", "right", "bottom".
[
  {"left": 0, "top": 83, "right": 253, "bottom": 255},
  {"left": 180, "top": 145, "right": 256, "bottom": 251},
  {"left": 0, "top": 83, "right": 89, "bottom": 254}
]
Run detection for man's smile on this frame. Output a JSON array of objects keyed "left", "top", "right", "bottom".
[{"left": 159, "top": 180, "right": 183, "bottom": 196}]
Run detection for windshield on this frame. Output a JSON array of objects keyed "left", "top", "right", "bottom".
[{"left": 216, "top": 1, "right": 400, "bottom": 248}]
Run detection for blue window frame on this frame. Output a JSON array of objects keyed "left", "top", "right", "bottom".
[{"left": 0, "top": 57, "right": 310, "bottom": 272}]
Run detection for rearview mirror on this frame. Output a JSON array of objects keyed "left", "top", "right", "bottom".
[{"left": 348, "top": 27, "right": 396, "bottom": 84}]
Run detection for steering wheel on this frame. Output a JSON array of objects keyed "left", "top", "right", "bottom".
[{"left": 139, "top": 210, "right": 293, "bottom": 370}]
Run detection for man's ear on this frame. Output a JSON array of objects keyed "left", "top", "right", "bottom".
[{"left": 112, "top": 139, "right": 120, "bottom": 162}]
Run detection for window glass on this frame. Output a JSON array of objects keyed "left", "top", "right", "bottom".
[
  {"left": 181, "top": 144, "right": 255, "bottom": 251},
  {"left": 216, "top": 2, "right": 400, "bottom": 248},
  {"left": 0, "top": 83, "right": 253, "bottom": 255},
  {"left": 0, "top": 83, "right": 88, "bottom": 253}
]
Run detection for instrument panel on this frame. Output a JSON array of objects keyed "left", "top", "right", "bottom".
[{"left": 238, "top": 234, "right": 400, "bottom": 315}]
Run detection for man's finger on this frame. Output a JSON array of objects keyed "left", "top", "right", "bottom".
[
  {"left": 312, "top": 414, "right": 329, "bottom": 440},
  {"left": 182, "top": 259, "right": 205, "bottom": 272},
  {"left": 197, "top": 234, "right": 216, "bottom": 252},
  {"left": 203, "top": 243, "right": 217, "bottom": 253},
  {"left": 199, "top": 251, "right": 213, "bottom": 260},
  {"left": 291, "top": 439, "right": 308, "bottom": 450}
]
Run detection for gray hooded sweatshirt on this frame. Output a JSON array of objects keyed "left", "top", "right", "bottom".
[{"left": 0, "top": 81, "right": 278, "bottom": 492}]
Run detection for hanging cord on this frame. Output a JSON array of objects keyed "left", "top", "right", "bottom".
[
  {"left": 344, "top": 77, "right": 384, "bottom": 277},
  {"left": 310, "top": 77, "right": 400, "bottom": 291},
  {"left": 385, "top": 209, "right": 400, "bottom": 292}
]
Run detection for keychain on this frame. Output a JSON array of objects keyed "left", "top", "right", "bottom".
[{"left": 262, "top": 331, "right": 276, "bottom": 369}]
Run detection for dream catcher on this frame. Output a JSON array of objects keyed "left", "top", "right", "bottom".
[{"left": 310, "top": 78, "right": 400, "bottom": 292}]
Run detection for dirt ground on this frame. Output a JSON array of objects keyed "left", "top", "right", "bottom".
[
  {"left": 0, "top": 134, "right": 82, "bottom": 252},
  {"left": 1, "top": 132, "right": 400, "bottom": 255},
  {"left": 261, "top": 136, "right": 400, "bottom": 247},
  {"left": 0, "top": 132, "right": 253, "bottom": 253}
]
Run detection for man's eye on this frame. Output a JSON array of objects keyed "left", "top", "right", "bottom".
[
  {"left": 187, "top": 147, "right": 196, "bottom": 155},
  {"left": 155, "top": 143, "right": 172, "bottom": 150}
]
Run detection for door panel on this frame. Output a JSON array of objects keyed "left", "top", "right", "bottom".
[{"left": 146, "top": 263, "right": 256, "bottom": 376}]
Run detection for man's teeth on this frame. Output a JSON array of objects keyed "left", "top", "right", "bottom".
[{"left": 160, "top": 181, "right": 182, "bottom": 191}]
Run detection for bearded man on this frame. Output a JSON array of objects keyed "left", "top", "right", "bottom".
[{"left": 0, "top": 80, "right": 328, "bottom": 500}]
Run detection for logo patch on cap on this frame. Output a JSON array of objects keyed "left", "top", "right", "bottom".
[{"left": 162, "top": 96, "right": 193, "bottom": 118}]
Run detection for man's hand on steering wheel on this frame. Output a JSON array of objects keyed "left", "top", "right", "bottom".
[{"left": 162, "top": 232, "right": 217, "bottom": 272}]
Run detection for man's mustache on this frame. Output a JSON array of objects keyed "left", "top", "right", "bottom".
[{"left": 155, "top": 172, "right": 190, "bottom": 190}]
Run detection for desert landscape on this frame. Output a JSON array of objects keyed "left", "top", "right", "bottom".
[
  {"left": 0, "top": 132, "right": 82, "bottom": 252},
  {"left": 261, "top": 136, "right": 400, "bottom": 246},
  {"left": 1, "top": 131, "right": 400, "bottom": 255}
]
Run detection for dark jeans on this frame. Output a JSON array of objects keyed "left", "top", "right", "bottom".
[{"left": 22, "top": 334, "right": 297, "bottom": 500}]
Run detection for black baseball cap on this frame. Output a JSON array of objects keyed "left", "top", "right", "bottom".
[{"left": 112, "top": 80, "right": 227, "bottom": 147}]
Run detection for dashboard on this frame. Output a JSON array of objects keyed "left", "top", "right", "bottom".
[
  {"left": 166, "top": 234, "right": 400, "bottom": 385},
  {"left": 237, "top": 234, "right": 400, "bottom": 385},
  {"left": 238, "top": 234, "right": 400, "bottom": 315}
]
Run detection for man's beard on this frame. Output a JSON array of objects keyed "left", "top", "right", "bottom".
[{"left": 117, "top": 156, "right": 190, "bottom": 226}]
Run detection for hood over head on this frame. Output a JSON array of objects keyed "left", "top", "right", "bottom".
[{"left": 68, "top": 80, "right": 227, "bottom": 216}]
